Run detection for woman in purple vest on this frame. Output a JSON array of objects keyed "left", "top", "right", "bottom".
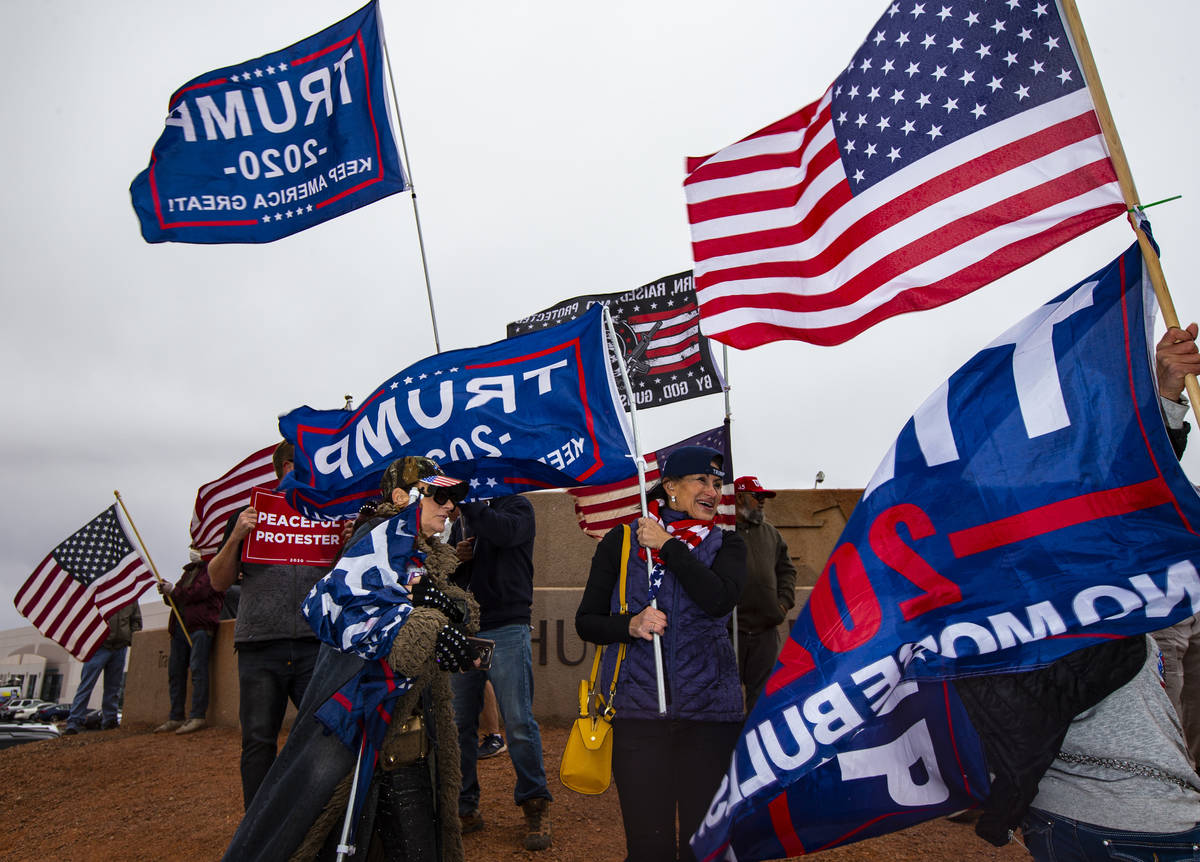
[{"left": 576, "top": 445, "right": 747, "bottom": 862}]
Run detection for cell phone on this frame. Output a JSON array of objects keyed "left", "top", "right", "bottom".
[{"left": 466, "top": 636, "right": 495, "bottom": 671}]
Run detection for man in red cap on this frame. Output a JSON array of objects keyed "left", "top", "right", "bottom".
[{"left": 733, "top": 475, "right": 797, "bottom": 713}]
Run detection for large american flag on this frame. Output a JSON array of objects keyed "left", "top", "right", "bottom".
[
  {"left": 684, "top": 0, "right": 1125, "bottom": 348},
  {"left": 14, "top": 505, "right": 155, "bottom": 661},
  {"left": 568, "top": 425, "right": 735, "bottom": 538},
  {"left": 189, "top": 444, "right": 277, "bottom": 560}
]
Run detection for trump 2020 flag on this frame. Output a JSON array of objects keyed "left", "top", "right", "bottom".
[
  {"left": 684, "top": 0, "right": 1125, "bottom": 348},
  {"left": 279, "top": 303, "right": 635, "bottom": 520},
  {"left": 508, "top": 271, "right": 726, "bottom": 409},
  {"left": 130, "top": 2, "right": 405, "bottom": 244},
  {"left": 692, "top": 236, "right": 1200, "bottom": 861},
  {"left": 15, "top": 505, "right": 156, "bottom": 661}
]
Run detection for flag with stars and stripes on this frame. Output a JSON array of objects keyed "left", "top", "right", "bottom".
[
  {"left": 568, "top": 425, "right": 736, "bottom": 539},
  {"left": 130, "top": 1, "right": 405, "bottom": 244},
  {"left": 14, "top": 505, "right": 155, "bottom": 661},
  {"left": 684, "top": 0, "right": 1125, "bottom": 349},
  {"left": 279, "top": 303, "right": 635, "bottom": 520},
  {"left": 189, "top": 443, "right": 278, "bottom": 561},
  {"left": 507, "top": 271, "right": 726, "bottom": 409}
]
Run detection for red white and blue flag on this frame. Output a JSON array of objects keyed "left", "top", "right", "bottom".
[
  {"left": 692, "top": 236, "right": 1200, "bottom": 860},
  {"left": 189, "top": 443, "right": 278, "bottom": 560},
  {"left": 15, "top": 505, "right": 156, "bottom": 661},
  {"left": 130, "top": 2, "right": 405, "bottom": 243},
  {"left": 508, "top": 271, "right": 726, "bottom": 410},
  {"left": 684, "top": 0, "right": 1125, "bottom": 348},
  {"left": 279, "top": 303, "right": 635, "bottom": 520}
]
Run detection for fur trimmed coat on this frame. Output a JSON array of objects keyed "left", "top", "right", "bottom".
[{"left": 221, "top": 533, "right": 476, "bottom": 862}]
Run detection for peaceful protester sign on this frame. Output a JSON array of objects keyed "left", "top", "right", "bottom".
[
  {"left": 129, "top": 2, "right": 405, "bottom": 243},
  {"left": 692, "top": 238, "right": 1200, "bottom": 861},
  {"left": 241, "top": 489, "right": 345, "bottom": 567},
  {"left": 278, "top": 303, "right": 636, "bottom": 521}
]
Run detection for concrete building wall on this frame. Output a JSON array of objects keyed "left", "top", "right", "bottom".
[{"left": 60, "top": 487, "right": 862, "bottom": 727}]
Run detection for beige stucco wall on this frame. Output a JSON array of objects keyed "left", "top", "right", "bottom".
[{"left": 123, "top": 487, "right": 860, "bottom": 727}]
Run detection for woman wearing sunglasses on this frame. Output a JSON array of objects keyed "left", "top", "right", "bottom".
[{"left": 223, "top": 455, "right": 479, "bottom": 862}]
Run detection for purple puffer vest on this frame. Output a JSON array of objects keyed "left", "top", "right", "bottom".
[{"left": 599, "top": 517, "right": 742, "bottom": 722}]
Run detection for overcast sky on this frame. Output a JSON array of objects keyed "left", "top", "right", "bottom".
[{"left": 2, "top": 0, "right": 1197, "bottom": 631}]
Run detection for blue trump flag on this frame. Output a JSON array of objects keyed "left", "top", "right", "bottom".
[
  {"left": 693, "top": 238, "right": 1200, "bottom": 861},
  {"left": 279, "top": 303, "right": 636, "bottom": 520},
  {"left": 130, "top": 2, "right": 405, "bottom": 244}
]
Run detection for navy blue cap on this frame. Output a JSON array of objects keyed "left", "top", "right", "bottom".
[{"left": 661, "top": 445, "right": 724, "bottom": 480}]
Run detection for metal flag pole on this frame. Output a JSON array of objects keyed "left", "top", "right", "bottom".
[
  {"left": 113, "top": 490, "right": 191, "bottom": 648},
  {"left": 1060, "top": 0, "right": 1200, "bottom": 425},
  {"left": 602, "top": 304, "right": 668, "bottom": 715},
  {"left": 376, "top": 4, "right": 442, "bottom": 352},
  {"left": 721, "top": 344, "right": 739, "bottom": 662},
  {"left": 335, "top": 736, "right": 367, "bottom": 861}
]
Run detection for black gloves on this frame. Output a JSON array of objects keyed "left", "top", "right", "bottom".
[
  {"left": 434, "top": 625, "right": 478, "bottom": 672},
  {"left": 411, "top": 579, "right": 467, "bottom": 625}
]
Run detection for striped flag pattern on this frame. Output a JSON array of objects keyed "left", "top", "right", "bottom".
[
  {"left": 189, "top": 444, "right": 277, "bottom": 559},
  {"left": 14, "top": 505, "right": 155, "bottom": 661},
  {"left": 683, "top": 0, "right": 1125, "bottom": 348},
  {"left": 626, "top": 299, "right": 705, "bottom": 375},
  {"left": 568, "top": 425, "right": 735, "bottom": 538}
]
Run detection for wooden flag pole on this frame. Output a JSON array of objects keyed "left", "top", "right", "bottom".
[
  {"left": 1060, "top": 0, "right": 1200, "bottom": 424},
  {"left": 113, "top": 491, "right": 192, "bottom": 648}
]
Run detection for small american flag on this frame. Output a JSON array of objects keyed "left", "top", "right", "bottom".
[
  {"left": 189, "top": 444, "right": 277, "bottom": 560},
  {"left": 14, "top": 505, "right": 155, "bottom": 660},
  {"left": 684, "top": 0, "right": 1125, "bottom": 348},
  {"left": 568, "top": 425, "right": 736, "bottom": 538}
]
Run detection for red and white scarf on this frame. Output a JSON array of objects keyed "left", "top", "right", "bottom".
[{"left": 636, "top": 497, "right": 713, "bottom": 567}]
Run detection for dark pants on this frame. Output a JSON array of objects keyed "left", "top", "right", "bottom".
[
  {"left": 737, "top": 628, "right": 782, "bottom": 715},
  {"left": 1023, "top": 807, "right": 1200, "bottom": 861},
  {"left": 612, "top": 718, "right": 742, "bottom": 862},
  {"left": 168, "top": 628, "right": 213, "bottom": 720},
  {"left": 236, "top": 639, "right": 319, "bottom": 809},
  {"left": 372, "top": 761, "right": 440, "bottom": 862}
]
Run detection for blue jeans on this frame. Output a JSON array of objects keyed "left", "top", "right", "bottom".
[
  {"left": 236, "top": 639, "right": 319, "bottom": 809},
  {"left": 67, "top": 646, "right": 127, "bottom": 730},
  {"left": 168, "top": 629, "right": 213, "bottom": 720},
  {"left": 451, "top": 623, "right": 550, "bottom": 813},
  {"left": 1023, "top": 807, "right": 1200, "bottom": 861}
]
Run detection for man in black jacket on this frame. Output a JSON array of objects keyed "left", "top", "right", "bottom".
[{"left": 449, "top": 494, "right": 553, "bottom": 851}]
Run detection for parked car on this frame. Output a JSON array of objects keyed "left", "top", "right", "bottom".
[
  {"left": 10, "top": 701, "right": 51, "bottom": 722},
  {"left": 33, "top": 702, "right": 71, "bottom": 723},
  {"left": 0, "top": 722, "right": 60, "bottom": 750},
  {"left": 0, "top": 699, "right": 40, "bottom": 721}
]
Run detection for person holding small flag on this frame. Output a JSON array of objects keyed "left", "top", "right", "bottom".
[
  {"left": 222, "top": 455, "right": 479, "bottom": 862},
  {"left": 575, "top": 445, "right": 747, "bottom": 862}
]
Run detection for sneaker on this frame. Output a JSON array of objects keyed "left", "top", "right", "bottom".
[
  {"left": 477, "top": 733, "right": 507, "bottom": 759},
  {"left": 154, "top": 720, "right": 184, "bottom": 734},
  {"left": 100, "top": 721, "right": 119, "bottom": 731},
  {"left": 175, "top": 718, "right": 207, "bottom": 735},
  {"left": 520, "top": 798, "right": 552, "bottom": 851},
  {"left": 62, "top": 726, "right": 79, "bottom": 736},
  {"left": 460, "top": 809, "right": 484, "bottom": 834}
]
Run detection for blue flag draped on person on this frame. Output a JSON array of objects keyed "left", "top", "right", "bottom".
[
  {"left": 130, "top": 2, "right": 405, "bottom": 244},
  {"left": 692, "top": 235, "right": 1200, "bottom": 861},
  {"left": 278, "top": 303, "right": 636, "bottom": 520},
  {"left": 300, "top": 503, "right": 424, "bottom": 843}
]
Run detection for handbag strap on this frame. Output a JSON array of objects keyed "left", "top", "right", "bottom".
[{"left": 587, "top": 524, "right": 631, "bottom": 719}]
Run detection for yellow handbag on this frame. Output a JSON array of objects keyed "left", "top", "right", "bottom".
[{"left": 559, "top": 525, "right": 630, "bottom": 795}]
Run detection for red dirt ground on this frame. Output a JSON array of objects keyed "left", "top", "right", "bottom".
[{"left": 0, "top": 721, "right": 1028, "bottom": 861}]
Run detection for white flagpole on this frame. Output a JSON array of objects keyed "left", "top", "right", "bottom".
[
  {"left": 375, "top": 3, "right": 442, "bottom": 352},
  {"left": 721, "top": 344, "right": 739, "bottom": 663},
  {"left": 603, "top": 304, "right": 668, "bottom": 715}
]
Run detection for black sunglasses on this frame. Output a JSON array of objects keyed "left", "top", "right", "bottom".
[{"left": 421, "top": 483, "right": 468, "bottom": 506}]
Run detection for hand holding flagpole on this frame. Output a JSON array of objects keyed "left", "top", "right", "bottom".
[
  {"left": 603, "top": 306, "right": 668, "bottom": 715},
  {"left": 113, "top": 490, "right": 191, "bottom": 648}
]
